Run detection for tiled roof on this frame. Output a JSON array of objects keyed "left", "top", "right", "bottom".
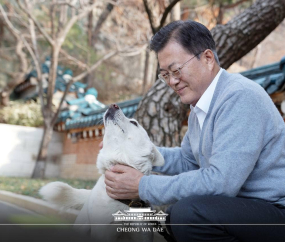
[
  {"left": 63, "top": 97, "right": 142, "bottom": 130},
  {"left": 58, "top": 56, "right": 285, "bottom": 131},
  {"left": 14, "top": 57, "right": 90, "bottom": 100},
  {"left": 240, "top": 56, "right": 285, "bottom": 94}
]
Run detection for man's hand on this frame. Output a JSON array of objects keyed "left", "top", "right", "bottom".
[{"left": 105, "top": 165, "right": 144, "bottom": 200}]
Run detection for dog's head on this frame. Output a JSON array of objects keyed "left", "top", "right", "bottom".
[{"left": 97, "top": 104, "right": 164, "bottom": 175}]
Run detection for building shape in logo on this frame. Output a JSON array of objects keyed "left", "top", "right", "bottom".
[{"left": 112, "top": 207, "right": 168, "bottom": 222}]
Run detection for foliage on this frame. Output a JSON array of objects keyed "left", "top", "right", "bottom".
[
  {"left": 63, "top": 23, "right": 89, "bottom": 57},
  {"left": 0, "top": 100, "right": 43, "bottom": 127},
  {"left": 0, "top": 176, "right": 96, "bottom": 199}
]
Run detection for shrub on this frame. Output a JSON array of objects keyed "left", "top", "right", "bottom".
[
  {"left": 0, "top": 177, "right": 96, "bottom": 199},
  {"left": 0, "top": 100, "right": 43, "bottom": 127}
]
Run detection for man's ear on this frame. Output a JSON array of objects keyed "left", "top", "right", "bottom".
[
  {"left": 203, "top": 49, "right": 215, "bottom": 70},
  {"left": 152, "top": 146, "right": 164, "bottom": 166}
]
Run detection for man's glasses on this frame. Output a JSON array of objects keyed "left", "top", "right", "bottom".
[{"left": 158, "top": 51, "right": 203, "bottom": 84}]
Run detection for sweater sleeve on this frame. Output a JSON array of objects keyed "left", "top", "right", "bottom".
[
  {"left": 139, "top": 88, "right": 267, "bottom": 205},
  {"left": 152, "top": 130, "right": 200, "bottom": 175}
]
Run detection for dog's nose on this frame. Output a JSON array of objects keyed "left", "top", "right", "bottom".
[
  {"left": 105, "top": 104, "right": 120, "bottom": 121},
  {"left": 107, "top": 104, "right": 120, "bottom": 113},
  {"left": 113, "top": 104, "right": 119, "bottom": 109},
  {"left": 109, "top": 103, "right": 120, "bottom": 109}
]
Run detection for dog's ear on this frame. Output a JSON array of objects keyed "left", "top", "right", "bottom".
[{"left": 152, "top": 146, "right": 164, "bottom": 166}]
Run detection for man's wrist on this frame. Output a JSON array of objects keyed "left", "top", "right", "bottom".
[{"left": 138, "top": 175, "right": 149, "bottom": 202}]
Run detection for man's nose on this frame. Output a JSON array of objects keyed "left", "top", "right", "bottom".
[{"left": 168, "top": 75, "right": 181, "bottom": 86}]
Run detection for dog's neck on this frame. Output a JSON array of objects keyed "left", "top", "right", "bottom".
[{"left": 100, "top": 160, "right": 151, "bottom": 175}]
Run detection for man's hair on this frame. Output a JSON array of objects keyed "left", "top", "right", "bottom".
[{"left": 150, "top": 20, "right": 220, "bottom": 65}]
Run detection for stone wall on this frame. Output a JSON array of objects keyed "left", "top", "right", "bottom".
[
  {"left": 0, "top": 124, "right": 102, "bottom": 180},
  {"left": 0, "top": 124, "right": 63, "bottom": 178}
]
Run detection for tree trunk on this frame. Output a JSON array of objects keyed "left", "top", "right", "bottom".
[
  {"left": 87, "top": 4, "right": 93, "bottom": 47},
  {"left": 32, "top": 125, "right": 53, "bottom": 179},
  {"left": 213, "top": 0, "right": 285, "bottom": 69},
  {"left": 85, "top": 1, "right": 115, "bottom": 88},
  {"left": 0, "top": 91, "right": 9, "bottom": 106},
  {"left": 135, "top": 80, "right": 188, "bottom": 146},
  {"left": 86, "top": 71, "right": 95, "bottom": 88},
  {"left": 136, "top": 0, "right": 285, "bottom": 147},
  {"left": 91, "top": 2, "right": 115, "bottom": 46},
  {"left": 0, "top": 73, "right": 26, "bottom": 106},
  {"left": 32, "top": 43, "right": 60, "bottom": 179}
]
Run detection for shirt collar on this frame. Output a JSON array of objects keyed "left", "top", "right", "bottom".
[{"left": 191, "top": 68, "right": 223, "bottom": 114}]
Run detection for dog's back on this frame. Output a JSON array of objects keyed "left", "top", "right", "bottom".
[{"left": 39, "top": 105, "right": 165, "bottom": 242}]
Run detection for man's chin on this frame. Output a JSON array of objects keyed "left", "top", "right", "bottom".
[
  {"left": 180, "top": 98, "right": 198, "bottom": 107},
  {"left": 180, "top": 97, "right": 193, "bottom": 105}
]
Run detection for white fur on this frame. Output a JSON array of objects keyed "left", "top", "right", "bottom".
[
  {"left": 40, "top": 106, "right": 164, "bottom": 242},
  {"left": 39, "top": 181, "right": 90, "bottom": 210}
]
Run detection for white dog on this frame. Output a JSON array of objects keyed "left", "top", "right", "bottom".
[{"left": 40, "top": 104, "right": 165, "bottom": 242}]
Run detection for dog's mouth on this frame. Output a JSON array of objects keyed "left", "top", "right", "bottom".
[{"left": 104, "top": 104, "right": 125, "bottom": 133}]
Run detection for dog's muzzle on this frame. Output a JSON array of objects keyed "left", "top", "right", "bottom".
[{"left": 104, "top": 104, "right": 120, "bottom": 122}]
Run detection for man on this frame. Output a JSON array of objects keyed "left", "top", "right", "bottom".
[{"left": 105, "top": 20, "right": 285, "bottom": 241}]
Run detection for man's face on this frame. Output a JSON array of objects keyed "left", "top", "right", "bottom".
[{"left": 157, "top": 41, "right": 213, "bottom": 106}]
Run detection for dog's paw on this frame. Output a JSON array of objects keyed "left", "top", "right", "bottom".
[{"left": 39, "top": 181, "right": 71, "bottom": 202}]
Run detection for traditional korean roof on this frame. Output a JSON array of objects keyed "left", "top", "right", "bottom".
[
  {"left": 240, "top": 56, "right": 285, "bottom": 95},
  {"left": 61, "top": 97, "right": 142, "bottom": 131},
  {"left": 13, "top": 57, "right": 90, "bottom": 100},
  {"left": 58, "top": 57, "right": 285, "bottom": 131}
]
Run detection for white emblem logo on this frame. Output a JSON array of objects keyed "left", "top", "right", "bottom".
[{"left": 112, "top": 207, "right": 168, "bottom": 222}]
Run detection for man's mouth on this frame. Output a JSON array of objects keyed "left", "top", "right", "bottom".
[{"left": 176, "top": 86, "right": 186, "bottom": 95}]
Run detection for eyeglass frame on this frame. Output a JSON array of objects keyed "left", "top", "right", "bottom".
[{"left": 158, "top": 51, "right": 204, "bottom": 84}]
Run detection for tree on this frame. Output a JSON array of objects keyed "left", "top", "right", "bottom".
[
  {"left": 0, "top": 3, "right": 29, "bottom": 106},
  {"left": 0, "top": 0, "right": 119, "bottom": 178},
  {"left": 85, "top": 0, "right": 117, "bottom": 88},
  {"left": 141, "top": 0, "right": 181, "bottom": 95},
  {"left": 135, "top": 0, "right": 285, "bottom": 147}
]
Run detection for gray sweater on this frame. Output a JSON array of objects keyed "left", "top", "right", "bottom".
[{"left": 139, "top": 70, "right": 285, "bottom": 206}]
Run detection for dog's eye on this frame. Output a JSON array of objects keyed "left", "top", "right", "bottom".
[{"left": 130, "top": 120, "right": 138, "bottom": 127}]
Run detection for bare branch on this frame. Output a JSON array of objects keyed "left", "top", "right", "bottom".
[
  {"left": 0, "top": 67, "right": 16, "bottom": 78},
  {"left": 51, "top": 79, "right": 74, "bottom": 126},
  {"left": 73, "top": 50, "right": 117, "bottom": 82},
  {"left": 25, "top": 0, "right": 45, "bottom": 116},
  {"left": 158, "top": 0, "right": 181, "bottom": 30},
  {"left": 50, "top": 0, "right": 56, "bottom": 39},
  {"left": 118, "top": 44, "right": 147, "bottom": 57},
  {"left": 0, "top": 4, "right": 21, "bottom": 36},
  {"left": 0, "top": 4, "right": 27, "bottom": 72},
  {"left": 59, "top": 3, "right": 68, "bottom": 27},
  {"left": 52, "top": 1, "right": 79, "bottom": 10},
  {"left": 4, "top": 12, "right": 30, "bottom": 28},
  {"left": 59, "top": 48, "right": 89, "bottom": 70},
  {"left": 223, "top": 0, "right": 249, "bottom": 10},
  {"left": 87, "top": 0, "right": 94, "bottom": 46},
  {"left": 0, "top": 51, "right": 14, "bottom": 61},
  {"left": 58, "top": 1, "right": 100, "bottom": 42},
  {"left": 143, "top": 0, "right": 181, "bottom": 34},
  {"left": 0, "top": 2, "right": 44, "bottom": 113},
  {"left": 91, "top": 1, "right": 117, "bottom": 46},
  {"left": 46, "top": 46, "right": 61, "bottom": 116},
  {"left": 16, "top": 0, "right": 54, "bottom": 46},
  {"left": 142, "top": 0, "right": 156, "bottom": 34},
  {"left": 79, "top": 0, "right": 86, "bottom": 9}
]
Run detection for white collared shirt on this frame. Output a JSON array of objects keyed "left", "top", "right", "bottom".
[{"left": 191, "top": 68, "right": 224, "bottom": 130}]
